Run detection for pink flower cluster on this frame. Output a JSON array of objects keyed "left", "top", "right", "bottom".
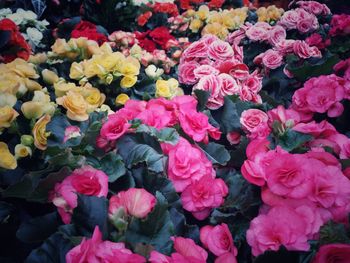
[
  {"left": 179, "top": 35, "right": 263, "bottom": 109},
  {"left": 162, "top": 137, "right": 228, "bottom": 220},
  {"left": 329, "top": 14, "right": 350, "bottom": 37},
  {"left": 50, "top": 166, "right": 109, "bottom": 224},
  {"left": 98, "top": 96, "right": 221, "bottom": 149},
  {"left": 278, "top": 8, "right": 319, "bottom": 34},
  {"left": 291, "top": 74, "right": 346, "bottom": 119},
  {"left": 109, "top": 188, "right": 156, "bottom": 219},
  {"left": 296, "top": 1, "right": 330, "bottom": 17},
  {"left": 66, "top": 226, "right": 146, "bottom": 263},
  {"left": 242, "top": 135, "right": 350, "bottom": 256}
]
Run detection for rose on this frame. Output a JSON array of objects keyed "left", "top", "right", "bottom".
[
  {"left": 245, "top": 22, "right": 271, "bottom": 42},
  {"left": 268, "top": 25, "right": 286, "bottom": 46},
  {"left": 181, "top": 175, "right": 228, "bottom": 220},
  {"left": 311, "top": 244, "right": 350, "bottom": 263},
  {"left": 200, "top": 223, "right": 237, "bottom": 256},
  {"left": 208, "top": 40, "right": 234, "bottom": 61},
  {"left": 194, "top": 65, "right": 219, "bottom": 79},
  {"left": 193, "top": 74, "right": 223, "bottom": 110},
  {"left": 297, "top": 17, "right": 318, "bottom": 34},
  {"left": 178, "top": 61, "right": 199, "bottom": 85},
  {"left": 293, "top": 40, "right": 321, "bottom": 59},
  {"left": 242, "top": 73, "right": 262, "bottom": 93},
  {"left": 261, "top": 49, "right": 283, "bottom": 70},
  {"left": 32, "top": 114, "right": 51, "bottom": 150},
  {"left": 298, "top": 1, "right": 330, "bottom": 16},
  {"left": 109, "top": 188, "right": 156, "bottom": 219},
  {"left": 50, "top": 166, "right": 108, "bottom": 224},
  {"left": 240, "top": 109, "right": 269, "bottom": 136},
  {"left": 218, "top": 73, "right": 239, "bottom": 97},
  {"left": 99, "top": 114, "right": 130, "bottom": 141},
  {"left": 56, "top": 91, "right": 89, "bottom": 121},
  {"left": 180, "top": 40, "right": 208, "bottom": 62},
  {"left": 278, "top": 10, "right": 299, "bottom": 29}
]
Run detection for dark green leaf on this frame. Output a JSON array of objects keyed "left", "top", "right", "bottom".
[
  {"left": 198, "top": 142, "right": 230, "bottom": 165},
  {"left": 194, "top": 90, "right": 210, "bottom": 112},
  {"left": 136, "top": 125, "right": 180, "bottom": 145},
  {"left": 277, "top": 129, "right": 313, "bottom": 152}
]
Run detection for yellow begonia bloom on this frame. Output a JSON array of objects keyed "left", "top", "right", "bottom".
[
  {"left": 0, "top": 142, "right": 17, "bottom": 170},
  {"left": 202, "top": 22, "right": 229, "bottom": 40},
  {"left": 54, "top": 82, "right": 77, "bottom": 97},
  {"left": 81, "top": 84, "right": 106, "bottom": 112},
  {"left": 69, "top": 62, "right": 85, "bottom": 80},
  {"left": 15, "top": 144, "right": 32, "bottom": 158},
  {"left": 42, "top": 69, "right": 59, "bottom": 85},
  {"left": 120, "top": 76, "right": 137, "bottom": 88},
  {"left": 0, "top": 106, "right": 19, "bottom": 129},
  {"left": 21, "top": 90, "right": 56, "bottom": 119},
  {"left": 32, "top": 114, "right": 51, "bottom": 150},
  {"left": 189, "top": 19, "right": 203, "bottom": 33},
  {"left": 56, "top": 91, "right": 89, "bottom": 121},
  {"left": 0, "top": 93, "right": 17, "bottom": 108},
  {"left": 197, "top": 5, "right": 209, "bottom": 20},
  {"left": 115, "top": 94, "right": 130, "bottom": 105}
]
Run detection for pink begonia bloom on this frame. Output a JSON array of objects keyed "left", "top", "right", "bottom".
[
  {"left": 279, "top": 8, "right": 318, "bottom": 33},
  {"left": 100, "top": 114, "right": 130, "bottom": 141},
  {"left": 149, "top": 251, "right": 173, "bottom": 263},
  {"left": 181, "top": 175, "right": 228, "bottom": 220},
  {"left": 261, "top": 49, "right": 283, "bottom": 70},
  {"left": 265, "top": 152, "right": 313, "bottom": 198},
  {"left": 247, "top": 206, "right": 310, "bottom": 256},
  {"left": 215, "top": 252, "right": 238, "bottom": 263},
  {"left": 178, "top": 110, "right": 221, "bottom": 143},
  {"left": 311, "top": 243, "right": 350, "bottom": 263},
  {"left": 109, "top": 188, "right": 156, "bottom": 219},
  {"left": 267, "top": 105, "right": 300, "bottom": 128},
  {"left": 216, "top": 61, "right": 249, "bottom": 80},
  {"left": 147, "top": 98, "right": 178, "bottom": 126},
  {"left": 226, "top": 131, "right": 241, "bottom": 145},
  {"left": 173, "top": 95, "right": 198, "bottom": 114},
  {"left": 181, "top": 40, "right": 208, "bottom": 62},
  {"left": 240, "top": 109, "right": 271, "bottom": 139},
  {"left": 178, "top": 61, "right": 199, "bottom": 84},
  {"left": 172, "top": 237, "right": 208, "bottom": 263},
  {"left": 218, "top": 73, "right": 240, "bottom": 97},
  {"left": 268, "top": 25, "right": 286, "bottom": 46},
  {"left": 330, "top": 14, "right": 350, "bottom": 37},
  {"left": 242, "top": 72, "right": 262, "bottom": 93},
  {"left": 167, "top": 138, "right": 214, "bottom": 192},
  {"left": 200, "top": 223, "right": 237, "bottom": 257},
  {"left": 297, "top": 1, "right": 331, "bottom": 16},
  {"left": 137, "top": 104, "right": 173, "bottom": 129},
  {"left": 66, "top": 226, "right": 146, "bottom": 263},
  {"left": 50, "top": 166, "right": 108, "bottom": 224},
  {"left": 194, "top": 74, "right": 224, "bottom": 110},
  {"left": 63, "top": 126, "right": 81, "bottom": 143},
  {"left": 118, "top": 100, "right": 147, "bottom": 121},
  {"left": 208, "top": 40, "right": 234, "bottom": 61},
  {"left": 293, "top": 40, "right": 321, "bottom": 59},
  {"left": 245, "top": 22, "right": 271, "bottom": 42},
  {"left": 194, "top": 65, "right": 220, "bottom": 79}
]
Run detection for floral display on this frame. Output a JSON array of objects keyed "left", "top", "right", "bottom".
[{"left": 2, "top": 1, "right": 350, "bottom": 263}]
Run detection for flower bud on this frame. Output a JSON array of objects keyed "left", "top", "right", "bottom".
[
  {"left": 21, "top": 135, "right": 34, "bottom": 146},
  {"left": 15, "top": 144, "right": 32, "bottom": 158}
]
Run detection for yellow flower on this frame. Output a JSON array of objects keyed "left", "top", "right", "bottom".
[
  {"left": 32, "top": 114, "right": 51, "bottom": 150},
  {"left": 208, "top": 11, "right": 223, "bottom": 24},
  {"left": 7, "top": 58, "right": 39, "bottom": 79},
  {"left": 202, "top": 22, "right": 229, "bottom": 39},
  {"left": 167, "top": 78, "right": 179, "bottom": 90},
  {"left": 0, "top": 74, "right": 20, "bottom": 95},
  {"left": 120, "top": 76, "right": 137, "bottom": 88},
  {"left": 24, "top": 78, "right": 42, "bottom": 91},
  {"left": 56, "top": 91, "right": 89, "bottom": 121},
  {"left": 156, "top": 79, "right": 172, "bottom": 98},
  {"left": 28, "top": 53, "right": 48, "bottom": 64},
  {"left": 69, "top": 62, "right": 85, "bottom": 80},
  {"left": 0, "top": 142, "right": 17, "bottom": 170},
  {"left": 81, "top": 84, "right": 106, "bottom": 112},
  {"left": 197, "top": 5, "right": 209, "bottom": 20},
  {"left": 54, "top": 82, "right": 77, "bottom": 97},
  {"left": 189, "top": 19, "right": 203, "bottom": 33},
  {"left": 21, "top": 90, "right": 56, "bottom": 119},
  {"left": 119, "top": 63, "right": 140, "bottom": 77},
  {"left": 15, "top": 144, "right": 32, "bottom": 158},
  {"left": 185, "top": 9, "right": 196, "bottom": 17},
  {"left": 42, "top": 69, "right": 59, "bottom": 85},
  {"left": 0, "top": 106, "right": 19, "bottom": 129},
  {"left": 0, "top": 93, "right": 17, "bottom": 108},
  {"left": 51, "top": 38, "right": 69, "bottom": 55},
  {"left": 115, "top": 93, "right": 130, "bottom": 105}
]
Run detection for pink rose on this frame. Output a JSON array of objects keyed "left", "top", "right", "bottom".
[
  {"left": 297, "top": 1, "right": 331, "bottom": 16},
  {"left": 312, "top": 244, "right": 350, "bottom": 263},
  {"left": 245, "top": 22, "right": 271, "bottom": 42},
  {"left": 167, "top": 138, "right": 214, "bottom": 192},
  {"left": 240, "top": 109, "right": 270, "bottom": 138},
  {"left": 293, "top": 40, "right": 321, "bottom": 59},
  {"left": 100, "top": 114, "right": 130, "bottom": 141},
  {"left": 181, "top": 175, "right": 228, "bottom": 220},
  {"left": 178, "top": 110, "right": 221, "bottom": 143},
  {"left": 208, "top": 40, "right": 234, "bottom": 61},
  {"left": 50, "top": 166, "right": 108, "bottom": 224},
  {"left": 242, "top": 72, "right": 262, "bottom": 93},
  {"left": 297, "top": 16, "right": 318, "bottom": 34},
  {"left": 172, "top": 237, "right": 208, "bottom": 263},
  {"left": 66, "top": 226, "right": 146, "bottom": 263},
  {"left": 215, "top": 252, "right": 238, "bottom": 263},
  {"left": 261, "top": 49, "right": 283, "bottom": 69},
  {"left": 178, "top": 61, "right": 199, "bottom": 84},
  {"left": 268, "top": 25, "right": 286, "bottom": 46},
  {"left": 200, "top": 223, "right": 237, "bottom": 257},
  {"left": 217, "top": 61, "right": 249, "bottom": 80},
  {"left": 194, "top": 65, "right": 220, "bottom": 79},
  {"left": 109, "top": 188, "right": 156, "bottom": 219},
  {"left": 194, "top": 74, "right": 223, "bottom": 110},
  {"left": 247, "top": 206, "right": 310, "bottom": 256},
  {"left": 275, "top": 39, "right": 296, "bottom": 55},
  {"left": 279, "top": 10, "right": 299, "bottom": 30},
  {"left": 181, "top": 40, "right": 208, "bottom": 62}
]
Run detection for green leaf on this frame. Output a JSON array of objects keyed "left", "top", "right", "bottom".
[
  {"left": 72, "top": 195, "right": 108, "bottom": 238},
  {"left": 17, "top": 212, "right": 61, "bottom": 243},
  {"left": 194, "top": 90, "right": 210, "bottom": 112},
  {"left": 198, "top": 142, "right": 230, "bottom": 165},
  {"left": 136, "top": 125, "right": 180, "bottom": 145},
  {"left": 319, "top": 220, "right": 350, "bottom": 245},
  {"left": 126, "top": 192, "right": 174, "bottom": 254},
  {"left": 277, "top": 129, "right": 313, "bottom": 152}
]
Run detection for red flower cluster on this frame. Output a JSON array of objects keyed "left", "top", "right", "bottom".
[
  {"left": 71, "top": 20, "right": 107, "bottom": 45},
  {"left": 153, "top": 3, "right": 179, "bottom": 17},
  {"left": 136, "top": 27, "right": 176, "bottom": 52},
  {"left": 0, "top": 19, "right": 31, "bottom": 63},
  {"left": 179, "top": 0, "right": 224, "bottom": 9}
]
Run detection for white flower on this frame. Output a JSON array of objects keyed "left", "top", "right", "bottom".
[
  {"left": 145, "top": 64, "right": 164, "bottom": 78},
  {"left": 26, "top": 27, "right": 43, "bottom": 47},
  {"left": 6, "top": 13, "right": 24, "bottom": 25},
  {"left": 17, "top": 8, "right": 37, "bottom": 21},
  {"left": 0, "top": 8, "right": 12, "bottom": 18}
]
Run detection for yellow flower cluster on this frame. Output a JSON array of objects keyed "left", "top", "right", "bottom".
[
  {"left": 69, "top": 42, "right": 141, "bottom": 88},
  {"left": 187, "top": 6, "right": 248, "bottom": 39},
  {"left": 49, "top": 37, "right": 101, "bottom": 60},
  {"left": 155, "top": 78, "right": 183, "bottom": 99},
  {"left": 55, "top": 81, "right": 106, "bottom": 121},
  {"left": 256, "top": 5, "right": 284, "bottom": 23}
]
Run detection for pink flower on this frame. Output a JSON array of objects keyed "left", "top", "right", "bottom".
[
  {"left": 100, "top": 114, "right": 130, "bottom": 141},
  {"left": 194, "top": 74, "right": 223, "bottom": 110},
  {"left": 178, "top": 61, "right": 199, "bottom": 84},
  {"left": 240, "top": 109, "right": 270, "bottom": 139},
  {"left": 149, "top": 251, "right": 173, "bottom": 263},
  {"left": 167, "top": 138, "right": 214, "bottom": 192},
  {"left": 312, "top": 244, "right": 350, "bottom": 263},
  {"left": 306, "top": 33, "right": 330, "bottom": 50},
  {"left": 119, "top": 100, "right": 147, "bottom": 120},
  {"left": 268, "top": 25, "right": 286, "bottom": 46},
  {"left": 293, "top": 40, "right": 321, "bottom": 59},
  {"left": 194, "top": 65, "right": 220, "bottom": 79},
  {"left": 178, "top": 110, "right": 221, "bottom": 143},
  {"left": 247, "top": 206, "right": 310, "bottom": 256},
  {"left": 181, "top": 40, "right": 209, "bottom": 61},
  {"left": 173, "top": 95, "right": 198, "bottom": 114},
  {"left": 297, "top": 1, "right": 331, "bottom": 16},
  {"left": 66, "top": 226, "right": 146, "bottom": 263},
  {"left": 215, "top": 252, "right": 238, "bottom": 263},
  {"left": 109, "top": 188, "right": 156, "bottom": 219},
  {"left": 330, "top": 14, "right": 350, "bottom": 37},
  {"left": 208, "top": 40, "right": 234, "bottom": 61},
  {"left": 50, "top": 166, "right": 108, "bottom": 224},
  {"left": 200, "top": 223, "right": 237, "bottom": 257},
  {"left": 267, "top": 105, "right": 300, "bottom": 128},
  {"left": 242, "top": 72, "right": 262, "bottom": 93},
  {"left": 218, "top": 73, "right": 240, "bottom": 97},
  {"left": 226, "top": 131, "right": 241, "bottom": 145},
  {"left": 172, "top": 237, "right": 208, "bottom": 263},
  {"left": 245, "top": 22, "right": 271, "bottom": 42},
  {"left": 181, "top": 175, "right": 228, "bottom": 220},
  {"left": 63, "top": 126, "right": 81, "bottom": 143},
  {"left": 265, "top": 153, "right": 313, "bottom": 198},
  {"left": 137, "top": 104, "right": 174, "bottom": 129},
  {"left": 261, "top": 49, "right": 283, "bottom": 70}
]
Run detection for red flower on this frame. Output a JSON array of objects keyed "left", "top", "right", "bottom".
[
  {"left": 208, "top": 0, "right": 225, "bottom": 8},
  {"left": 153, "top": 3, "right": 179, "bottom": 17},
  {"left": 149, "top": 26, "right": 176, "bottom": 49},
  {"left": 0, "top": 18, "right": 31, "bottom": 63},
  {"left": 137, "top": 11, "right": 152, "bottom": 27},
  {"left": 71, "top": 20, "right": 107, "bottom": 45}
]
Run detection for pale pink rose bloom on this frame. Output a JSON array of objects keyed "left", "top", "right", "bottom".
[
  {"left": 181, "top": 176, "right": 228, "bottom": 220},
  {"left": 247, "top": 206, "right": 310, "bottom": 256},
  {"left": 200, "top": 223, "right": 237, "bottom": 256},
  {"left": 50, "top": 166, "right": 108, "bottom": 224},
  {"left": 261, "top": 49, "right": 283, "bottom": 69},
  {"left": 240, "top": 109, "right": 270, "bottom": 138},
  {"left": 208, "top": 40, "right": 234, "bottom": 61},
  {"left": 218, "top": 73, "right": 240, "bottom": 97},
  {"left": 297, "top": 1, "right": 331, "bottom": 16},
  {"left": 278, "top": 10, "right": 299, "bottom": 30},
  {"left": 109, "top": 188, "right": 156, "bottom": 219},
  {"left": 293, "top": 40, "right": 321, "bottom": 59},
  {"left": 66, "top": 226, "right": 146, "bottom": 263},
  {"left": 268, "top": 25, "right": 286, "bottom": 46},
  {"left": 245, "top": 22, "right": 271, "bottom": 42},
  {"left": 275, "top": 39, "right": 296, "bottom": 55}
]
